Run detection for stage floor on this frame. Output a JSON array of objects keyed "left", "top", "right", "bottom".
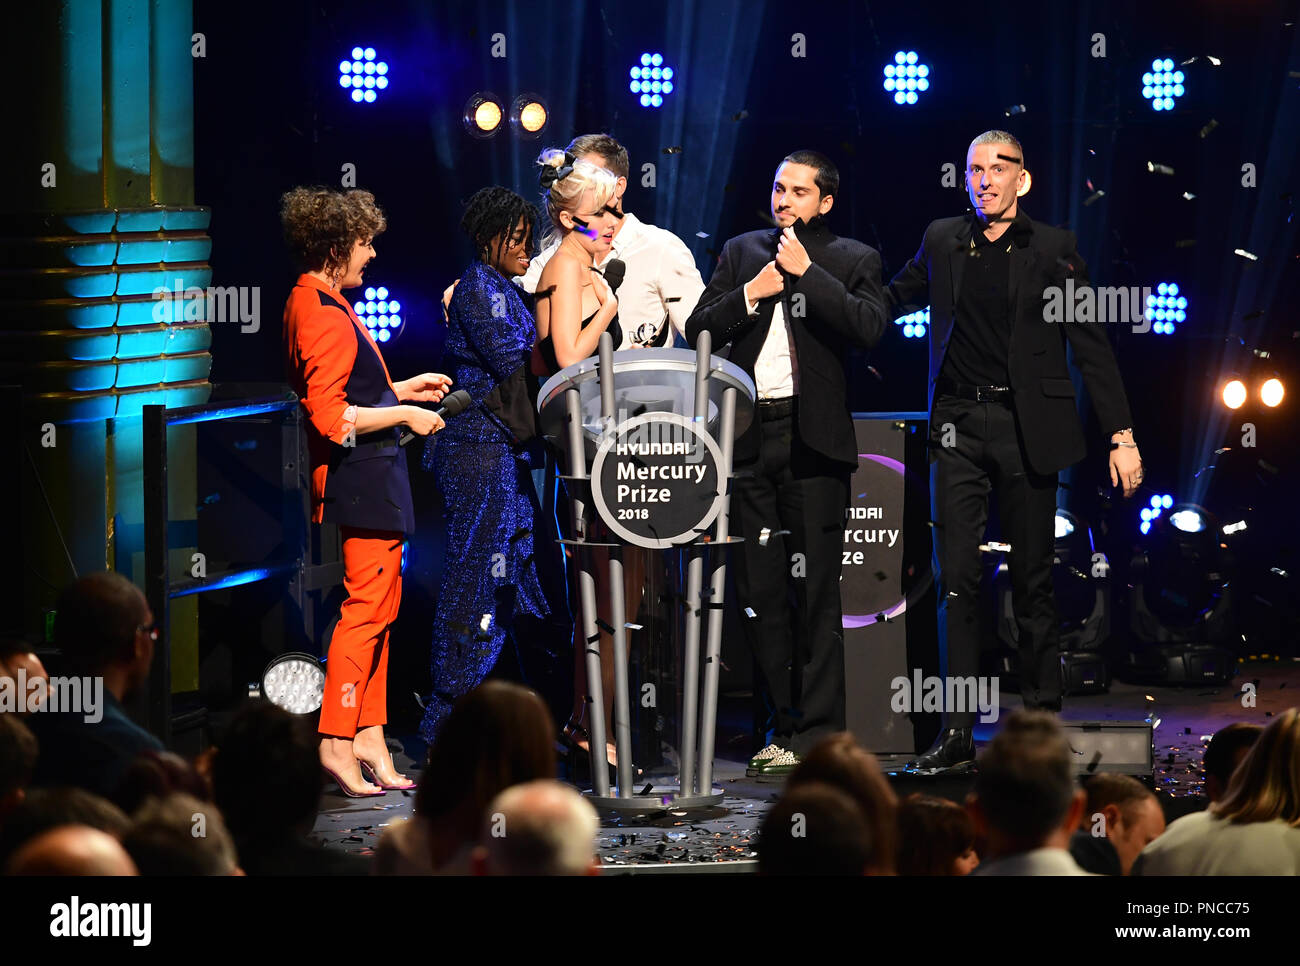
[{"left": 309, "top": 658, "right": 1299, "bottom": 873}]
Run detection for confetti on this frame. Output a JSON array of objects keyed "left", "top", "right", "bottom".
[
  {"left": 1183, "top": 191, "right": 1196, "bottom": 200},
  {"left": 662, "top": 145, "right": 683, "bottom": 154},
  {"left": 1234, "top": 248, "right": 1259, "bottom": 261},
  {"left": 1146, "top": 162, "right": 1175, "bottom": 176},
  {"left": 1005, "top": 104, "right": 1027, "bottom": 116},
  {"left": 743, "top": 607, "right": 757, "bottom": 618},
  {"left": 695, "top": 231, "right": 708, "bottom": 238},
  {"left": 1084, "top": 189, "right": 1106, "bottom": 206},
  {"left": 731, "top": 109, "right": 749, "bottom": 122},
  {"left": 1199, "top": 119, "right": 1219, "bottom": 138}
]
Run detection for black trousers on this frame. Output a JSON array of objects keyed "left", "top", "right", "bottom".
[
  {"left": 928, "top": 394, "right": 1061, "bottom": 725},
  {"left": 732, "top": 404, "right": 848, "bottom": 754}
]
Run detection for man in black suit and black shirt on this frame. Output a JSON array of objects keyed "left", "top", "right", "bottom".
[
  {"left": 887, "top": 131, "right": 1144, "bottom": 772},
  {"left": 686, "top": 151, "right": 889, "bottom": 777}
]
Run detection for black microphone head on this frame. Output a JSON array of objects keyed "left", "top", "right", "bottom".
[
  {"left": 602, "top": 258, "right": 626, "bottom": 292},
  {"left": 440, "top": 389, "right": 472, "bottom": 417}
]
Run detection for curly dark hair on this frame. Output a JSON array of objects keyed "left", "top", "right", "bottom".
[
  {"left": 279, "top": 186, "right": 387, "bottom": 272},
  {"left": 460, "top": 186, "right": 536, "bottom": 266}
]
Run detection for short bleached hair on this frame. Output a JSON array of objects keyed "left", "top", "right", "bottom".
[{"left": 968, "top": 130, "right": 1025, "bottom": 169}]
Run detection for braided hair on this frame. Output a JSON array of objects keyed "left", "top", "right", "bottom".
[{"left": 460, "top": 186, "right": 537, "bottom": 266}]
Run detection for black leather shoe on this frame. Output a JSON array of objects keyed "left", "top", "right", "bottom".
[{"left": 907, "top": 728, "right": 976, "bottom": 774}]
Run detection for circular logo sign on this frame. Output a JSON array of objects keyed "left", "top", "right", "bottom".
[{"left": 590, "top": 412, "right": 725, "bottom": 549}]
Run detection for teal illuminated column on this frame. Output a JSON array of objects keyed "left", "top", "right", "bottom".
[{"left": 1, "top": 0, "right": 210, "bottom": 696}]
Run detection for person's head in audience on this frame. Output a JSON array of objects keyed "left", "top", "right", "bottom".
[
  {"left": 759, "top": 782, "right": 874, "bottom": 876},
  {"left": 5, "top": 825, "right": 137, "bottom": 875},
  {"left": 1203, "top": 722, "right": 1264, "bottom": 804},
  {"left": 897, "top": 793, "right": 979, "bottom": 875},
  {"left": 968, "top": 710, "right": 1085, "bottom": 860},
  {"left": 53, "top": 572, "right": 155, "bottom": 702},
  {"left": 115, "top": 750, "right": 212, "bottom": 816},
  {"left": 472, "top": 780, "right": 598, "bottom": 875},
  {"left": 1211, "top": 707, "right": 1300, "bottom": 827},
  {"left": 122, "top": 793, "right": 243, "bottom": 875},
  {"left": 0, "top": 786, "right": 130, "bottom": 868},
  {"left": 1078, "top": 773, "right": 1165, "bottom": 874},
  {"left": 211, "top": 700, "right": 322, "bottom": 852},
  {"left": 786, "top": 731, "right": 898, "bottom": 873},
  {"left": 415, "top": 682, "right": 556, "bottom": 869},
  {"left": 0, "top": 714, "right": 38, "bottom": 824},
  {"left": 1, "top": 637, "right": 49, "bottom": 711}
]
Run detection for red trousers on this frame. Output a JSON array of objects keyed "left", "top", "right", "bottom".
[{"left": 318, "top": 528, "right": 403, "bottom": 738}]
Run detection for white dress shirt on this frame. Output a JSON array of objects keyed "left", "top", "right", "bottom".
[
  {"left": 744, "top": 284, "right": 799, "bottom": 400},
  {"left": 515, "top": 211, "right": 705, "bottom": 347},
  {"left": 970, "top": 847, "right": 1097, "bottom": 876}
]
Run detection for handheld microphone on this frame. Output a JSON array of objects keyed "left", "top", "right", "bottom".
[
  {"left": 399, "top": 389, "right": 472, "bottom": 445},
  {"left": 599, "top": 258, "right": 626, "bottom": 293}
]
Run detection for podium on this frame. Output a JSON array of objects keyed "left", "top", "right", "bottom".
[{"left": 537, "top": 332, "right": 755, "bottom": 810}]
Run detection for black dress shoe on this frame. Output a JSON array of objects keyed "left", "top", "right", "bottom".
[{"left": 908, "top": 728, "right": 976, "bottom": 774}]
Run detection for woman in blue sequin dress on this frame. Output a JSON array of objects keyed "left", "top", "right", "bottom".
[{"left": 419, "top": 187, "right": 549, "bottom": 745}]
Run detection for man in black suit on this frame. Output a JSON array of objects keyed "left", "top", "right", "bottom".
[
  {"left": 887, "top": 131, "right": 1144, "bottom": 772},
  {"left": 686, "top": 151, "right": 888, "bottom": 776}
]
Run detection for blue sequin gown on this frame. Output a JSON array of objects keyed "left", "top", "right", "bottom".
[{"left": 419, "top": 261, "right": 548, "bottom": 744}]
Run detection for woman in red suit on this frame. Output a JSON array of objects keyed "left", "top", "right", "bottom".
[{"left": 281, "top": 186, "right": 450, "bottom": 796}]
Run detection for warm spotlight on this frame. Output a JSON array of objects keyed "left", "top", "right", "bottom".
[
  {"left": 1222, "top": 379, "right": 1247, "bottom": 409},
  {"left": 464, "top": 92, "right": 504, "bottom": 138},
  {"left": 511, "top": 94, "right": 549, "bottom": 137},
  {"left": 1261, "top": 377, "right": 1284, "bottom": 407}
]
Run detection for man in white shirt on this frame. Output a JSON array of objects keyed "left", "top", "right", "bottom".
[
  {"left": 685, "top": 151, "right": 889, "bottom": 776},
  {"left": 514, "top": 133, "right": 705, "bottom": 347}
]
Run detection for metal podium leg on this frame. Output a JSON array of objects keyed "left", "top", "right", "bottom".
[
  {"left": 608, "top": 548, "right": 634, "bottom": 796},
  {"left": 576, "top": 560, "right": 609, "bottom": 798},
  {"left": 678, "top": 332, "right": 717, "bottom": 797},
  {"left": 678, "top": 546, "right": 705, "bottom": 795},
  {"left": 565, "top": 387, "right": 609, "bottom": 798},
  {"left": 698, "top": 385, "right": 737, "bottom": 794}
]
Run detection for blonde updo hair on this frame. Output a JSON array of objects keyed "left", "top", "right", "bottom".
[{"left": 537, "top": 148, "right": 619, "bottom": 249}]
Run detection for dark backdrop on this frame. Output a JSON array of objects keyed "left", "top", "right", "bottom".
[{"left": 188, "top": 0, "right": 1300, "bottom": 724}]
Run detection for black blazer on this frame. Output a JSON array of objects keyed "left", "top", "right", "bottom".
[
  {"left": 886, "top": 212, "right": 1134, "bottom": 476},
  {"left": 685, "top": 220, "right": 889, "bottom": 466}
]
